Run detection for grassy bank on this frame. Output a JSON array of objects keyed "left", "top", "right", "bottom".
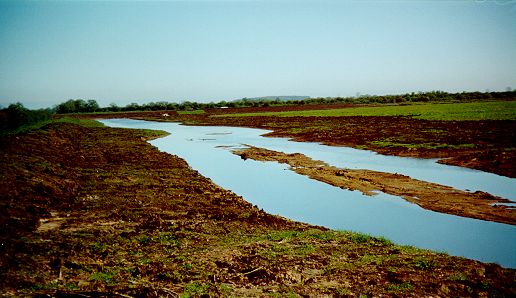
[
  {"left": 1, "top": 119, "right": 515, "bottom": 297},
  {"left": 217, "top": 100, "right": 516, "bottom": 121}
]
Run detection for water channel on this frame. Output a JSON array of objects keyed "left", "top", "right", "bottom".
[{"left": 100, "top": 119, "right": 516, "bottom": 268}]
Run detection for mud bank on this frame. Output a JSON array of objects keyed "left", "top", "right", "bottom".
[
  {"left": 77, "top": 107, "right": 516, "bottom": 178},
  {"left": 233, "top": 146, "right": 516, "bottom": 225},
  {"left": 2, "top": 121, "right": 515, "bottom": 297}
]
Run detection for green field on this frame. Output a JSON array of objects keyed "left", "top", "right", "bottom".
[
  {"left": 218, "top": 101, "right": 516, "bottom": 121},
  {"left": 177, "top": 109, "right": 205, "bottom": 115}
]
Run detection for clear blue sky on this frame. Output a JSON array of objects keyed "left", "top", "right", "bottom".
[{"left": 1, "top": 0, "right": 515, "bottom": 109}]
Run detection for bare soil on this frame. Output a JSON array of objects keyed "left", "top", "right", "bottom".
[
  {"left": 234, "top": 146, "right": 515, "bottom": 225},
  {"left": 1, "top": 122, "right": 515, "bottom": 297},
  {"left": 85, "top": 104, "right": 516, "bottom": 178}
]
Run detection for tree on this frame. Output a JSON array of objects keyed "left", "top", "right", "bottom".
[
  {"left": 55, "top": 99, "right": 94, "bottom": 113},
  {"left": 86, "top": 100, "right": 100, "bottom": 112},
  {"left": 108, "top": 103, "right": 120, "bottom": 112},
  {"left": 1, "top": 103, "right": 51, "bottom": 134},
  {"left": 124, "top": 103, "right": 141, "bottom": 111}
]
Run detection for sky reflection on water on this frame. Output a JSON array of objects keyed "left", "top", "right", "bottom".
[{"left": 101, "top": 119, "right": 516, "bottom": 268}]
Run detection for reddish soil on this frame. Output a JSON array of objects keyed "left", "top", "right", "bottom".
[
  {"left": 1, "top": 122, "right": 515, "bottom": 297},
  {"left": 234, "top": 146, "right": 515, "bottom": 225},
  {"left": 86, "top": 106, "right": 515, "bottom": 178}
]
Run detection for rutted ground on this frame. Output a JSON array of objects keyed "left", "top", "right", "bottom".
[
  {"left": 1, "top": 121, "right": 515, "bottom": 297},
  {"left": 233, "top": 146, "right": 515, "bottom": 225}
]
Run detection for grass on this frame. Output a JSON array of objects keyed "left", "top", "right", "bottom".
[
  {"left": 1, "top": 117, "right": 104, "bottom": 136},
  {"left": 177, "top": 109, "right": 205, "bottom": 115},
  {"left": 414, "top": 257, "right": 436, "bottom": 270},
  {"left": 217, "top": 100, "right": 516, "bottom": 121},
  {"left": 52, "top": 117, "right": 106, "bottom": 127},
  {"left": 256, "top": 229, "right": 341, "bottom": 243},
  {"left": 181, "top": 282, "right": 211, "bottom": 298},
  {"left": 370, "top": 140, "right": 476, "bottom": 150},
  {"left": 89, "top": 269, "right": 119, "bottom": 284},
  {"left": 386, "top": 281, "right": 414, "bottom": 293},
  {"left": 3, "top": 116, "right": 169, "bottom": 140}
]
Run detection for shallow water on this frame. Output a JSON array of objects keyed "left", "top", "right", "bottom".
[{"left": 101, "top": 119, "right": 516, "bottom": 268}]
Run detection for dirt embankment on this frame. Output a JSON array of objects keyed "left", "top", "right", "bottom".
[
  {"left": 234, "top": 146, "right": 516, "bottom": 225},
  {"left": 2, "top": 122, "right": 515, "bottom": 297},
  {"left": 96, "top": 107, "right": 515, "bottom": 178}
]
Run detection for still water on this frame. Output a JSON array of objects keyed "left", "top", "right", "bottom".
[{"left": 100, "top": 119, "right": 516, "bottom": 268}]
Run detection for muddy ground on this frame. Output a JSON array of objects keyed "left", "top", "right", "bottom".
[
  {"left": 233, "top": 146, "right": 515, "bottom": 225},
  {"left": 84, "top": 104, "right": 516, "bottom": 178},
  {"left": 1, "top": 121, "right": 515, "bottom": 297}
]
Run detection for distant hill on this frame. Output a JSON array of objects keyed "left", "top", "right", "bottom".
[{"left": 236, "top": 96, "right": 311, "bottom": 102}]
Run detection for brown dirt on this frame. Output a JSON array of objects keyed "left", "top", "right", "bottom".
[
  {"left": 2, "top": 121, "right": 515, "bottom": 297},
  {"left": 234, "top": 146, "right": 515, "bottom": 225},
  {"left": 83, "top": 105, "right": 516, "bottom": 178}
]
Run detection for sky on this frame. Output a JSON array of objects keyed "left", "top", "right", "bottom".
[{"left": 0, "top": 0, "right": 515, "bottom": 109}]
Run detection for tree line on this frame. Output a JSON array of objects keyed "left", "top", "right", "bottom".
[
  {"left": 1, "top": 90, "right": 514, "bottom": 135},
  {"left": 49, "top": 90, "right": 516, "bottom": 114}
]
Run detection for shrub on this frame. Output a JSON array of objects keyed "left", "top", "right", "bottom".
[{"left": 0, "top": 103, "right": 52, "bottom": 135}]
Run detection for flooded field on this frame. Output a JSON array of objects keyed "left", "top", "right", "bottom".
[{"left": 101, "top": 119, "right": 516, "bottom": 268}]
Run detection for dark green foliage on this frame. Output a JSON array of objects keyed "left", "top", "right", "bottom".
[
  {"left": 0, "top": 103, "right": 52, "bottom": 135},
  {"left": 52, "top": 90, "right": 516, "bottom": 115},
  {"left": 54, "top": 99, "right": 100, "bottom": 114}
]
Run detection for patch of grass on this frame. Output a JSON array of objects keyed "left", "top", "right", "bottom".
[
  {"left": 294, "top": 243, "right": 316, "bottom": 255},
  {"left": 258, "top": 229, "right": 340, "bottom": 243},
  {"left": 348, "top": 232, "right": 372, "bottom": 244},
  {"left": 335, "top": 287, "right": 353, "bottom": 295},
  {"left": 139, "top": 257, "right": 151, "bottom": 265},
  {"left": 218, "top": 101, "right": 516, "bottom": 121},
  {"left": 63, "top": 282, "right": 80, "bottom": 290},
  {"left": 288, "top": 127, "right": 306, "bottom": 134},
  {"left": 375, "top": 236, "right": 393, "bottom": 246},
  {"left": 358, "top": 254, "right": 381, "bottom": 265},
  {"left": 261, "top": 230, "right": 301, "bottom": 241},
  {"left": 178, "top": 109, "right": 205, "bottom": 115},
  {"left": 398, "top": 245, "right": 424, "bottom": 255},
  {"left": 182, "top": 120, "right": 201, "bottom": 125},
  {"left": 4, "top": 117, "right": 105, "bottom": 136},
  {"left": 449, "top": 272, "right": 468, "bottom": 281},
  {"left": 134, "top": 128, "right": 169, "bottom": 139},
  {"left": 414, "top": 257, "right": 436, "bottom": 270},
  {"left": 31, "top": 281, "right": 58, "bottom": 291},
  {"left": 219, "top": 283, "right": 233, "bottom": 295},
  {"left": 89, "top": 269, "right": 119, "bottom": 284},
  {"left": 53, "top": 117, "right": 105, "bottom": 128},
  {"left": 181, "top": 282, "right": 211, "bottom": 298},
  {"left": 306, "top": 230, "right": 339, "bottom": 242},
  {"left": 370, "top": 140, "right": 475, "bottom": 150},
  {"left": 157, "top": 232, "right": 179, "bottom": 246},
  {"left": 269, "top": 290, "right": 299, "bottom": 298},
  {"left": 387, "top": 281, "right": 414, "bottom": 293},
  {"left": 135, "top": 234, "right": 152, "bottom": 245},
  {"left": 182, "top": 263, "right": 193, "bottom": 270},
  {"left": 90, "top": 241, "right": 108, "bottom": 253}
]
